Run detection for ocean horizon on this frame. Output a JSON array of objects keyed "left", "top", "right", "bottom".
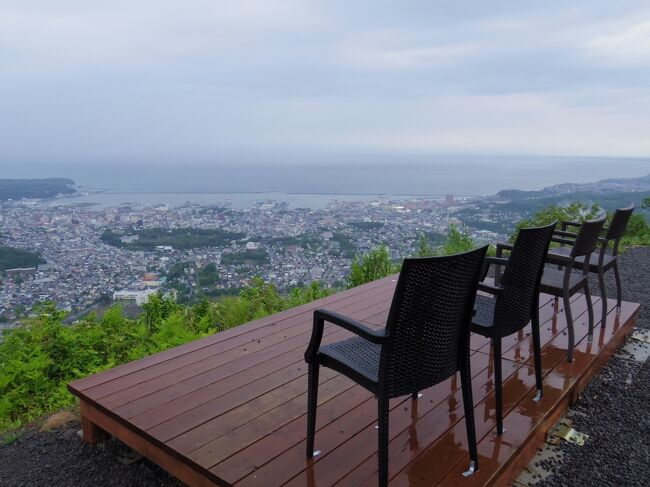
[{"left": 7, "top": 154, "right": 649, "bottom": 208}]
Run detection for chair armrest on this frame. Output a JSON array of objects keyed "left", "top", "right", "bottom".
[
  {"left": 315, "top": 309, "right": 387, "bottom": 342},
  {"left": 554, "top": 229, "right": 578, "bottom": 238},
  {"left": 495, "top": 242, "right": 513, "bottom": 260},
  {"left": 480, "top": 256, "right": 509, "bottom": 282},
  {"left": 551, "top": 236, "right": 576, "bottom": 246},
  {"left": 485, "top": 256, "right": 509, "bottom": 266},
  {"left": 561, "top": 220, "right": 581, "bottom": 229},
  {"left": 496, "top": 242, "right": 513, "bottom": 252},
  {"left": 305, "top": 309, "right": 388, "bottom": 363},
  {"left": 478, "top": 282, "right": 504, "bottom": 295},
  {"left": 545, "top": 251, "right": 573, "bottom": 266}
]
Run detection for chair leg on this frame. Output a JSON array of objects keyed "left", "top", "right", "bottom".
[
  {"left": 531, "top": 306, "right": 543, "bottom": 401},
  {"left": 613, "top": 260, "right": 623, "bottom": 312},
  {"left": 584, "top": 282, "right": 594, "bottom": 342},
  {"left": 377, "top": 394, "right": 390, "bottom": 487},
  {"left": 493, "top": 338, "right": 504, "bottom": 435},
  {"left": 460, "top": 361, "right": 479, "bottom": 476},
  {"left": 306, "top": 363, "right": 319, "bottom": 458},
  {"left": 562, "top": 291, "right": 575, "bottom": 363},
  {"left": 597, "top": 268, "right": 607, "bottom": 327}
]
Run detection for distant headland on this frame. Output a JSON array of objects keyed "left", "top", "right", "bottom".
[{"left": 0, "top": 178, "right": 76, "bottom": 201}]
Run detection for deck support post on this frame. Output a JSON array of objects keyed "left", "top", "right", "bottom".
[{"left": 80, "top": 401, "right": 110, "bottom": 445}]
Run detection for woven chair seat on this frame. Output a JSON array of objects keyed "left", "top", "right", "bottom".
[
  {"left": 320, "top": 337, "right": 381, "bottom": 383},
  {"left": 548, "top": 248, "right": 616, "bottom": 271},
  {"left": 574, "top": 253, "right": 615, "bottom": 270},
  {"left": 472, "top": 294, "right": 496, "bottom": 329},
  {"left": 540, "top": 268, "right": 588, "bottom": 295}
]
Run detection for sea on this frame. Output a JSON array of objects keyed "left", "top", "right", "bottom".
[{"left": 9, "top": 154, "right": 649, "bottom": 210}]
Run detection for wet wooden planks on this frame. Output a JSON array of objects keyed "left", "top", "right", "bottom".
[{"left": 68, "top": 275, "right": 640, "bottom": 487}]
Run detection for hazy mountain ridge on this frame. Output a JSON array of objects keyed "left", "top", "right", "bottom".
[
  {"left": 497, "top": 173, "right": 650, "bottom": 201},
  {"left": 0, "top": 178, "right": 76, "bottom": 201}
]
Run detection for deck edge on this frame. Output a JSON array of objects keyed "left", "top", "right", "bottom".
[{"left": 490, "top": 304, "right": 639, "bottom": 487}]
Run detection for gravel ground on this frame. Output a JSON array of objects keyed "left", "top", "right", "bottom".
[
  {"left": 0, "top": 248, "right": 647, "bottom": 487},
  {"left": 523, "top": 246, "right": 650, "bottom": 487},
  {"left": 0, "top": 424, "right": 182, "bottom": 487}
]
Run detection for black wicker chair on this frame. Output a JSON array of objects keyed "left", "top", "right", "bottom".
[
  {"left": 551, "top": 205, "right": 634, "bottom": 328},
  {"left": 470, "top": 222, "right": 556, "bottom": 436},
  {"left": 540, "top": 215, "right": 606, "bottom": 362},
  {"left": 304, "top": 246, "right": 488, "bottom": 487}
]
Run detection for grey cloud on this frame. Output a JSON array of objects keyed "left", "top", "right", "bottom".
[{"left": 1, "top": 0, "right": 649, "bottom": 164}]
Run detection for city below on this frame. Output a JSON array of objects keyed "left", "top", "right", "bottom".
[{"left": 1, "top": 173, "right": 648, "bottom": 328}]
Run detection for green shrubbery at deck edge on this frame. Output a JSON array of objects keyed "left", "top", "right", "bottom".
[{"left": 0, "top": 279, "right": 330, "bottom": 432}]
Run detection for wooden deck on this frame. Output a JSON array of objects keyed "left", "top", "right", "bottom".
[{"left": 68, "top": 276, "right": 640, "bottom": 487}]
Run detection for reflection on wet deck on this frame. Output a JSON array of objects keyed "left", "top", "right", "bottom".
[{"left": 68, "top": 276, "right": 640, "bottom": 486}]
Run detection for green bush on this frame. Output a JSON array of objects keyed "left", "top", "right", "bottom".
[
  {"left": 439, "top": 224, "right": 476, "bottom": 256},
  {"left": 0, "top": 280, "right": 332, "bottom": 432},
  {"left": 347, "top": 246, "right": 400, "bottom": 288},
  {"left": 512, "top": 202, "right": 601, "bottom": 241},
  {"left": 415, "top": 225, "right": 490, "bottom": 258},
  {"left": 619, "top": 213, "right": 650, "bottom": 247},
  {"left": 512, "top": 200, "right": 649, "bottom": 248}
]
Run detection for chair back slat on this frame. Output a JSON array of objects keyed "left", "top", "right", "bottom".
[
  {"left": 605, "top": 204, "right": 635, "bottom": 241},
  {"left": 497, "top": 222, "right": 556, "bottom": 335},
  {"left": 570, "top": 216, "right": 607, "bottom": 258},
  {"left": 380, "top": 246, "right": 487, "bottom": 398}
]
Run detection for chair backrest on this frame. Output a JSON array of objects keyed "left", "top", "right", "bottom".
[
  {"left": 569, "top": 215, "right": 607, "bottom": 258},
  {"left": 605, "top": 204, "right": 635, "bottom": 241},
  {"left": 496, "top": 222, "right": 557, "bottom": 335},
  {"left": 379, "top": 245, "right": 488, "bottom": 398}
]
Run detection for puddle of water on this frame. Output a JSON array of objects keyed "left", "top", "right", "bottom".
[{"left": 623, "top": 329, "right": 650, "bottom": 363}]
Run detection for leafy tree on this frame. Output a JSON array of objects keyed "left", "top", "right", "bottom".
[
  {"left": 141, "top": 293, "right": 180, "bottom": 333},
  {"left": 287, "top": 281, "right": 331, "bottom": 307},
  {"left": 618, "top": 213, "right": 650, "bottom": 247},
  {"left": 642, "top": 197, "right": 650, "bottom": 209},
  {"left": 512, "top": 202, "right": 601, "bottom": 241},
  {"left": 238, "top": 277, "right": 286, "bottom": 319},
  {"left": 347, "top": 246, "right": 400, "bottom": 288},
  {"left": 415, "top": 233, "right": 434, "bottom": 257},
  {"left": 439, "top": 224, "right": 475, "bottom": 256},
  {"left": 414, "top": 226, "right": 480, "bottom": 258}
]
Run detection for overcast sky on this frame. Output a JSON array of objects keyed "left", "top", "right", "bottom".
[{"left": 1, "top": 0, "right": 649, "bottom": 165}]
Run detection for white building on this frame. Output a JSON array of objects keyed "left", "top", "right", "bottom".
[{"left": 113, "top": 289, "right": 157, "bottom": 305}]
